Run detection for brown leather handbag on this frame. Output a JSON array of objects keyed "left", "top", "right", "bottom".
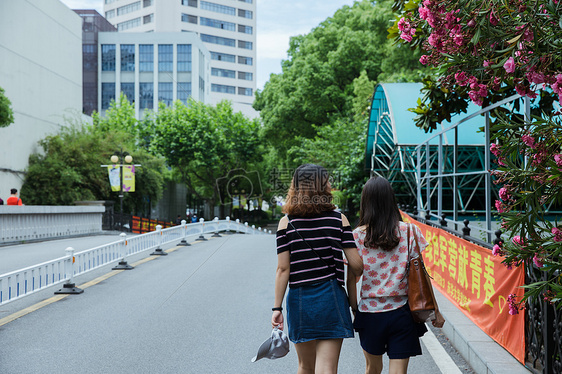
[{"left": 406, "top": 223, "right": 436, "bottom": 323}]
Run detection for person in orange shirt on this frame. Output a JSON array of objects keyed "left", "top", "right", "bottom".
[{"left": 6, "top": 188, "right": 23, "bottom": 205}]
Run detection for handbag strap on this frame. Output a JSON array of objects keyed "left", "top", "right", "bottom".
[{"left": 287, "top": 219, "right": 333, "bottom": 269}]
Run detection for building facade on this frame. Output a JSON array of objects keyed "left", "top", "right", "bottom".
[
  {"left": 0, "top": 0, "right": 82, "bottom": 196},
  {"left": 103, "top": 0, "right": 257, "bottom": 117},
  {"left": 98, "top": 32, "right": 211, "bottom": 119},
  {"left": 75, "top": 10, "right": 117, "bottom": 116}
]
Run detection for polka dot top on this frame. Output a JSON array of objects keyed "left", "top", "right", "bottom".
[{"left": 353, "top": 222, "right": 428, "bottom": 313}]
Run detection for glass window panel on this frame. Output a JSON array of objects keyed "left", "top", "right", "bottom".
[
  {"left": 211, "top": 84, "right": 235, "bottom": 94},
  {"left": 120, "top": 83, "right": 135, "bottom": 104},
  {"left": 120, "top": 44, "right": 135, "bottom": 72},
  {"left": 201, "top": 1, "right": 235, "bottom": 16},
  {"left": 177, "top": 44, "right": 192, "bottom": 72},
  {"left": 210, "top": 51, "right": 236, "bottom": 63},
  {"left": 200, "top": 17, "right": 235, "bottom": 31},
  {"left": 139, "top": 44, "right": 153, "bottom": 72},
  {"left": 211, "top": 68, "right": 235, "bottom": 78},
  {"left": 101, "top": 82, "right": 115, "bottom": 109},
  {"left": 158, "top": 82, "right": 173, "bottom": 106},
  {"left": 200, "top": 34, "right": 235, "bottom": 47},
  {"left": 139, "top": 82, "right": 153, "bottom": 109},
  {"left": 158, "top": 44, "right": 173, "bottom": 72},
  {"left": 177, "top": 82, "right": 192, "bottom": 104},
  {"left": 101, "top": 44, "right": 116, "bottom": 71}
]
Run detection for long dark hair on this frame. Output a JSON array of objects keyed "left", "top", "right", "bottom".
[
  {"left": 282, "top": 164, "right": 336, "bottom": 217},
  {"left": 358, "top": 177, "right": 401, "bottom": 251}
]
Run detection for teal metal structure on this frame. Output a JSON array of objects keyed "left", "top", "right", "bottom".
[{"left": 366, "top": 83, "right": 489, "bottom": 215}]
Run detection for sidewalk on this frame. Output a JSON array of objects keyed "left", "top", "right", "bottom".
[{"left": 435, "top": 289, "right": 531, "bottom": 374}]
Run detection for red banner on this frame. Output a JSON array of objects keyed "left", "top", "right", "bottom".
[{"left": 402, "top": 214, "right": 525, "bottom": 363}]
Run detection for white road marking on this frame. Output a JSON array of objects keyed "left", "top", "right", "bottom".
[{"left": 421, "top": 325, "right": 463, "bottom": 374}]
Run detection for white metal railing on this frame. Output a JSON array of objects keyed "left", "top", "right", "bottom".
[
  {"left": 0, "top": 217, "right": 271, "bottom": 306},
  {"left": 414, "top": 92, "right": 528, "bottom": 242}
]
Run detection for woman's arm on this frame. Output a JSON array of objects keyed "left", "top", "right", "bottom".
[
  {"left": 341, "top": 214, "right": 363, "bottom": 278},
  {"left": 272, "top": 216, "right": 290, "bottom": 330},
  {"left": 346, "top": 265, "right": 359, "bottom": 312}
]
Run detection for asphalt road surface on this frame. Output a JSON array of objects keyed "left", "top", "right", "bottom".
[{"left": 0, "top": 234, "right": 468, "bottom": 373}]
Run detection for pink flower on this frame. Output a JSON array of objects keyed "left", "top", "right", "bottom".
[
  {"left": 398, "top": 17, "right": 408, "bottom": 31},
  {"left": 533, "top": 253, "right": 544, "bottom": 268},
  {"left": 400, "top": 33, "right": 413, "bottom": 42},
  {"left": 483, "top": 60, "right": 491, "bottom": 67},
  {"left": 508, "top": 294, "right": 520, "bottom": 315},
  {"left": 512, "top": 236, "right": 524, "bottom": 246},
  {"left": 492, "top": 244, "right": 503, "bottom": 256},
  {"left": 521, "top": 135, "right": 535, "bottom": 148},
  {"left": 499, "top": 187, "right": 510, "bottom": 201},
  {"left": 504, "top": 57, "right": 516, "bottom": 73},
  {"left": 419, "top": 55, "right": 429, "bottom": 65},
  {"left": 552, "top": 227, "right": 562, "bottom": 242},
  {"left": 495, "top": 200, "right": 505, "bottom": 213},
  {"left": 455, "top": 71, "right": 469, "bottom": 86},
  {"left": 490, "top": 143, "right": 501, "bottom": 157},
  {"left": 554, "top": 154, "right": 562, "bottom": 167},
  {"left": 489, "top": 12, "right": 498, "bottom": 26}
]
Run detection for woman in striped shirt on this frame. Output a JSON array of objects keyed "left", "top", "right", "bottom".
[{"left": 272, "top": 164, "right": 363, "bottom": 374}]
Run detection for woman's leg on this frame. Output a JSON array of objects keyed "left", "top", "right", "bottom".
[
  {"left": 388, "top": 358, "right": 410, "bottom": 374},
  {"left": 363, "top": 350, "right": 383, "bottom": 374},
  {"left": 315, "top": 339, "right": 343, "bottom": 374},
  {"left": 295, "top": 340, "right": 317, "bottom": 374}
]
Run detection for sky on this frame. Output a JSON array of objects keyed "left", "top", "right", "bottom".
[{"left": 58, "top": 0, "right": 355, "bottom": 90}]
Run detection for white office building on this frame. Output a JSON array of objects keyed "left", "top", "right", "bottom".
[
  {"left": 0, "top": 0, "right": 82, "bottom": 195},
  {"left": 98, "top": 32, "right": 211, "bottom": 118},
  {"left": 103, "top": 0, "right": 257, "bottom": 117}
]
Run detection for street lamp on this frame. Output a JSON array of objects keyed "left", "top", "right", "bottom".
[{"left": 111, "top": 150, "right": 133, "bottom": 230}]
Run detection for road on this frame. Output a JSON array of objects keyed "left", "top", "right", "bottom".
[{"left": 0, "top": 234, "right": 471, "bottom": 373}]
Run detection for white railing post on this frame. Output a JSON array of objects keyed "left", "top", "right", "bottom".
[
  {"left": 212, "top": 217, "right": 222, "bottom": 237},
  {"left": 245, "top": 222, "right": 249, "bottom": 234},
  {"left": 177, "top": 220, "right": 191, "bottom": 246},
  {"left": 54, "top": 247, "right": 84, "bottom": 295},
  {"left": 235, "top": 219, "right": 241, "bottom": 233},
  {"left": 112, "top": 232, "right": 134, "bottom": 270},
  {"left": 197, "top": 218, "right": 208, "bottom": 241},
  {"left": 225, "top": 216, "right": 233, "bottom": 235},
  {"left": 150, "top": 225, "right": 168, "bottom": 255}
]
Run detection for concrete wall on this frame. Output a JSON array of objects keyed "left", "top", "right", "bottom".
[
  {"left": 0, "top": 205, "right": 105, "bottom": 244},
  {"left": 0, "top": 0, "right": 83, "bottom": 201}
]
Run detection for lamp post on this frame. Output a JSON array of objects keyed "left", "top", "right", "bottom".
[{"left": 111, "top": 150, "right": 133, "bottom": 231}]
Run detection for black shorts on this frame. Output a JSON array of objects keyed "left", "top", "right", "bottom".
[{"left": 353, "top": 304, "right": 427, "bottom": 359}]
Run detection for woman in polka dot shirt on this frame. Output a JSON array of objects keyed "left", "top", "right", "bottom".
[{"left": 347, "top": 177, "right": 445, "bottom": 374}]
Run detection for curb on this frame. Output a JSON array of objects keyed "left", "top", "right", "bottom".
[{"left": 435, "top": 289, "right": 531, "bottom": 374}]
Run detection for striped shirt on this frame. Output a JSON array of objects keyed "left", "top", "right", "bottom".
[{"left": 276, "top": 211, "right": 357, "bottom": 288}]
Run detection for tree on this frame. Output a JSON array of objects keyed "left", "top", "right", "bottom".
[
  {"left": 0, "top": 86, "right": 14, "bottom": 128},
  {"left": 148, "top": 99, "right": 264, "bottom": 212},
  {"left": 254, "top": 0, "right": 426, "bottom": 162},
  {"left": 21, "top": 100, "right": 166, "bottom": 214}
]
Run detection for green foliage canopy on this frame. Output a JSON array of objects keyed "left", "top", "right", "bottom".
[{"left": 0, "top": 86, "right": 14, "bottom": 128}]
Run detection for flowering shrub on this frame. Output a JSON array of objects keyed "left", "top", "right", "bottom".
[{"left": 390, "top": 0, "right": 562, "bottom": 307}]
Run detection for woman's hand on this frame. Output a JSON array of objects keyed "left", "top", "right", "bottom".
[
  {"left": 432, "top": 310, "right": 445, "bottom": 328},
  {"left": 272, "top": 311, "right": 284, "bottom": 330}
]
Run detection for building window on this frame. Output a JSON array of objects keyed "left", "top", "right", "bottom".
[
  {"left": 200, "top": 76, "right": 205, "bottom": 97},
  {"left": 238, "top": 71, "right": 253, "bottom": 81},
  {"left": 158, "top": 82, "right": 173, "bottom": 106},
  {"left": 101, "top": 44, "right": 116, "bottom": 71},
  {"left": 182, "top": 0, "right": 198, "bottom": 6},
  {"left": 117, "top": 2, "right": 141, "bottom": 16},
  {"left": 143, "top": 0, "right": 153, "bottom": 7},
  {"left": 237, "top": 56, "right": 253, "bottom": 65},
  {"left": 211, "top": 68, "right": 235, "bottom": 78},
  {"left": 210, "top": 51, "right": 236, "bottom": 63},
  {"left": 139, "top": 44, "right": 153, "bottom": 72},
  {"left": 139, "top": 82, "right": 153, "bottom": 109},
  {"left": 177, "top": 44, "right": 192, "bottom": 72},
  {"left": 211, "top": 84, "right": 235, "bottom": 94},
  {"left": 120, "top": 44, "right": 135, "bottom": 72},
  {"left": 239, "top": 0, "right": 252, "bottom": 3},
  {"left": 238, "top": 25, "right": 252, "bottom": 34},
  {"left": 105, "top": 9, "right": 115, "bottom": 19},
  {"left": 181, "top": 13, "right": 198, "bottom": 24},
  {"left": 158, "top": 44, "right": 173, "bottom": 72},
  {"left": 105, "top": 0, "right": 117, "bottom": 3},
  {"left": 177, "top": 82, "right": 192, "bottom": 104},
  {"left": 121, "top": 83, "right": 135, "bottom": 104},
  {"left": 144, "top": 14, "right": 154, "bottom": 24},
  {"left": 238, "top": 87, "right": 253, "bottom": 96},
  {"left": 200, "top": 34, "right": 235, "bottom": 47},
  {"left": 83, "top": 44, "right": 96, "bottom": 72},
  {"left": 238, "top": 9, "right": 253, "bottom": 19},
  {"left": 238, "top": 40, "right": 253, "bottom": 50},
  {"left": 117, "top": 18, "right": 141, "bottom": 31},
  {"left": 200, "top": 17, "right": 235, "bottom": 31},
  {"left": 101, "top": 83, "right": 115, "bottom": 109},
  {"left": 201, "top": 1, "right": 236, "bottom": 16}
]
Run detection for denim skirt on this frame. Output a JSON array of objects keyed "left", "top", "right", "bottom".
[{"left": 286, "top": 278, "right": 354, "bottom": 344}]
